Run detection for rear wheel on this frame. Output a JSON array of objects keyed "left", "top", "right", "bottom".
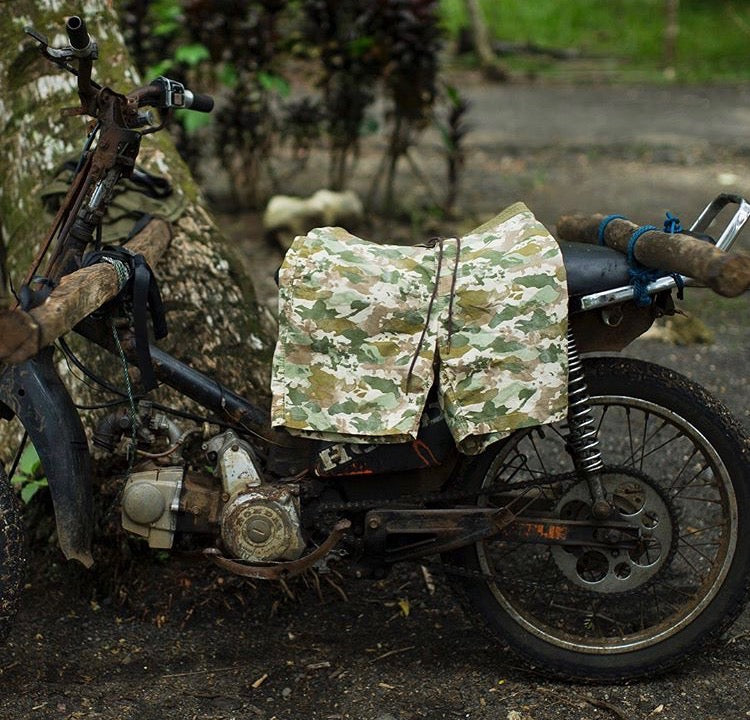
[
  {"left": 0, "top": 464, "right": 26, "bottom": 643},
  {"left": 445, "top": 356, "right": 750, "bottom": 681}
]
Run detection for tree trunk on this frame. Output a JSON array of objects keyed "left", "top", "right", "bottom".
[
  {"left": 0, "top": 3, "right": 276, "bottom": 414},
  {"left": 663, "top": 0, "right": 679, "bottom": 79},
  {"left": 464, "top": 0, "right": 508, "bottom": 81}
]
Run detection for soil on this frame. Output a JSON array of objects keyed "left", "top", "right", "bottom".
[{"left": 2, "top": 77, "right": 750, "bottom": 720}]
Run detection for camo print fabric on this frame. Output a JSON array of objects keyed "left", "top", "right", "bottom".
[{"left": 270, "top": 202, "right": 568, "bottom": 454}]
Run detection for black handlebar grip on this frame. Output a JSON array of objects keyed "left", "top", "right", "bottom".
[
  {"left": 66, "top": 15, "right": 90, "bottom": 50},
  {"left": 185, "top": 90, "right": 214, "bottom": 113}
]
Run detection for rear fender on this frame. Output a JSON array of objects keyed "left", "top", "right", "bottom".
[
  {"left": 0, "top": 348, "right": 93, "bottom": 567},
  {"left": 570, "top": 303, "right": 655, "bottom": 354}
]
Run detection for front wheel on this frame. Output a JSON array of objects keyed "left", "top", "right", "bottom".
[
  {"left": 445, "top": 356, "right": 750, "bottom": 681},
  {"left": 0, "top": 464, "right": 26, "bottom": 643}
]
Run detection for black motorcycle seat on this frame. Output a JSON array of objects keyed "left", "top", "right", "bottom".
[{"left": 559, "top": 240, "right": 631, "bottom": 297}]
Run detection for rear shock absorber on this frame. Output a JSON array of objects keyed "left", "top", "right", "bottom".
[{"left": 565, "top": 329, "right": 610, "bottom": 518}]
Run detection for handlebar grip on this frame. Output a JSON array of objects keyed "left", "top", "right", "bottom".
[
  {"left": 184, "top": 90, "right": 214, "bottom": 113},
  {"left": 66, "top": 16, "right": 90, "bottom": 51}
]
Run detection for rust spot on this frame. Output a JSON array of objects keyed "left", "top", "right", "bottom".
[
  {"left": 411, "top": 439, "right": 438, "bottom": 467},
  {"left": 519, "top": 522, "right": 569, "bottom": 541}
]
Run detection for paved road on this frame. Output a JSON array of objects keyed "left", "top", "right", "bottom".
[
  {"left": 418, "top": 81, "right": 750, "bottom": 240},
  {"left": 460, "top": 82, "right": 750, "bottom": 151}
]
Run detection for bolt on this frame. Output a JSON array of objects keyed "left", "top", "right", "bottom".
[
  {"left": 246, "top": 516, "right": 273, "bottom": 543},
  {"left": 368, "top": 516, "right": 380, "bottom": 530}
]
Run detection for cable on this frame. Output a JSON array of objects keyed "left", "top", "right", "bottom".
[{"left": 58, "top": 336, "right": 130, "bottom": 398}]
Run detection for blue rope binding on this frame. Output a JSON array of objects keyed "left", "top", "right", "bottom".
[
  {"left": 626, "top": 212, "right": 685, "bottom": 306},
  {"left": 597, "top": 214, "right": 627, "bottom": 245}
]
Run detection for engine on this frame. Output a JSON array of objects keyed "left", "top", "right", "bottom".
[{"left": 119, "top": 427, "right": 305, "bottom": 562}]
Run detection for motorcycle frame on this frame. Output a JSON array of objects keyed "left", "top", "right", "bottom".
[{"left": 5, "top": 19, "right": 749, "bottom": 567}]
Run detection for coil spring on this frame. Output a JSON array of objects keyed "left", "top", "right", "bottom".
[{"left": 565, "top": 329, "right": 604, "bottom": 475}]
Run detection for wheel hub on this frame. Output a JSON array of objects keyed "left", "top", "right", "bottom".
[{"left": 551, "top": 472, "right": 674, "bottom": 593}]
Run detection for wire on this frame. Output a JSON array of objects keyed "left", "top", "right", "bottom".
[
  {"left": 58, "top": 336, "right": 130, "bottom": 398},
  {"left": 75, "top": 399, "right": 128, "bottom": 411},
  {"left": 8, "top": 431, "right": 28, "bottom": 481},
  {"left": 56, "top": 334, "right": 271, "bottom": 451},
  {"left": 75, "top": 122, "right": 100, "bottom": 175},
  {"left": 58, "top": 343, "right": 122, "bottom": 401}
]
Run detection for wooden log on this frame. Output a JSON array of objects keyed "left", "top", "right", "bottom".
[
  {"left": 556, "top": 213, "right": 750, "bottom": 297},
  {"left": 0, "top": 218, "right": 172, "bottom": 364}
]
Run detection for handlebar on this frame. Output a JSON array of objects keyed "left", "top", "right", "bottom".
[
  {"left": 130, "top": 77, "right": 214, "bottom": 119},
  {"left": 184, "top": 90, "right": 214, "bottom": 113},
  {"left": 26, "top": 17, "right": 214, "bottom": 122},
  {"left": 147, "top": 77, "right": 214, "bottom": 113},
  {"left": 65, "top": 15, "right": 91, "bottom": 53}
]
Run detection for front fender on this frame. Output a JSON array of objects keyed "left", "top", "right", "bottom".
[{"left": 0, "top": 348, "right": 93, "bottom": 567}]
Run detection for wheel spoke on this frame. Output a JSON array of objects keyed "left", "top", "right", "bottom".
[{"left": 469, "top": 380, "right": 739, "bottom": 650}]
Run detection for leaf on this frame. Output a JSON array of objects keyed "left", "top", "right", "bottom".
[
  {"left": 154, "top": 20, "right": 180, "bottom": 37},
  {"left": 398, "top": 598, "right": 410, "bottom": 617},
  {"left": 20, "top": 479, "right": 47, "bottom": 504},
  {"left": 147, "top": 59, "right": 174, "bottom": 79},
  {"left": 174, "top": 43, "right": 211, "bottom": 67},
  {"left": 219, "top": 62, "right": 238, "bottom": 89},
  {"left": 178, "top": 111, "right": 212, "bottom": 134},
  {"left": 348, "top": 36, "right": 375, "bottom": 58},
  {"left": 444, "top": 83, "right": 460, "bottom": 105},
  {"left": 151, "top": 0, "right": 181, "bottom": 24},
  {"left": 151, "top": 0, "right": 182, "bottom": 36},
  {"left": 15, "top": 444, "right": 41, "bottom": 479},
  {"left": 258, "top": 71, "right": 290, "bottom": 97}
]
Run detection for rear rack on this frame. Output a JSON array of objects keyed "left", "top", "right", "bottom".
[{"left": 577, "top": 193, "right": 750, "bottom": 312}]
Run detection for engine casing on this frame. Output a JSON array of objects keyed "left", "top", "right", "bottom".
[
  {"left": 120, "top": 430, "right": 306, "bottom": 563},
  {"left": 221, "top": 487, "right": 305, "bottom": 562}
]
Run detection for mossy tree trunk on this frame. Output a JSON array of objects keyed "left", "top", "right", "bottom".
[{"left": 0, "top": 1, "right": 276, "bottom": 418}]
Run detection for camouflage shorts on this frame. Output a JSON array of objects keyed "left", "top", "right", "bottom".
[{"left": 271, "top": 202, "right": 568, "bottom": 454}]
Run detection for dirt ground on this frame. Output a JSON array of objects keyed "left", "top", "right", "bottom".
[{"left": 2, "top": 78, "right": 750, "bottom": 720}]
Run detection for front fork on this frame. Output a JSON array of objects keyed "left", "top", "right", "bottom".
[{"left": 565, "top": 329, "right": 611, "bottom": 519}]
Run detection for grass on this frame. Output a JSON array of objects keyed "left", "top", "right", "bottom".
[{"left": 440, "top": 0, "right": 750, "bottom": 83}]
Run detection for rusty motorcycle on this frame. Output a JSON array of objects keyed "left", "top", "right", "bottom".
[{"left": 0, "top": 16, "right": 749, "bottom": 682}]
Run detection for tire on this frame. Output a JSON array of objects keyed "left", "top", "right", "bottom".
[
  {"left": 445, "top": 356, "right": 750, "bottom": 681},
  {"left": 0, "top": 464, "right": 26, "bottom": 644}
]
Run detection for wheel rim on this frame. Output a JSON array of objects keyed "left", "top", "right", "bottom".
[{"left": 476, "top": 395, "right": 738, "bottom": 655}]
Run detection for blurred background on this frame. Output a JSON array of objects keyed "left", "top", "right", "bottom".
[{"left": 118, "top": 0, "right": 750, "bottom": 305}]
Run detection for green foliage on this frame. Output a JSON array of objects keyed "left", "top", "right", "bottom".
[
  {"left": 11, "top": 444, "right": 48, "bottom": 504},
  {"left": 150, "top": 0, "right": 182, "bottom": 36},
  {"left": 440, "top": 0, "right": 750, "bottom": 82},
  {"left": 257, "top": 71, "right": 290, "bottom": 97},
  {"left": 173, "top": 43, "right": 211, "bottom": 67},
  {"left": 122, "top": 0, "right": 446, "bottom": 206}
]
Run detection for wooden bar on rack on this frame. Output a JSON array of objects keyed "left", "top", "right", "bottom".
[
  {"left": 0, "top": 218, "right": 172, "bottom": 364},
  {"left": 556, "top": 213, "right": 750, "bottom": 297}
]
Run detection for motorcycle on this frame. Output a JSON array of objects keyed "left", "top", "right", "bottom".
[{"left": 0, "top": 16, "right": 749, "bottom": 683}]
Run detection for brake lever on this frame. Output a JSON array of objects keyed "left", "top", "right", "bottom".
[{"left": 23, "top": 24, "right": 102, "bottom": 90}]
